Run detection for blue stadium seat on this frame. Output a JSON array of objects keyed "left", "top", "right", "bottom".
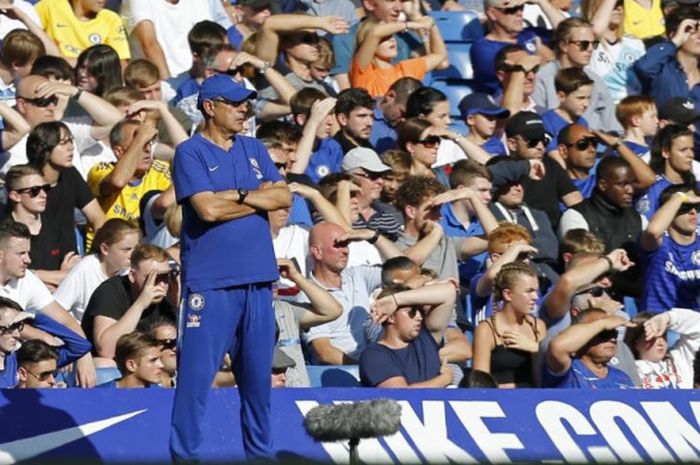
[
  {"left": 431, "top": 43, "right": 474, "bottom": 81},
  {"left": 429, "top": 11, "right": 485, "bottom": 43},
  {"left": 306, "top": 365, "right": 361, "bottom": 387},
  {"left": 431, "top": 79, "right": 474, "bottom": 117},
  {"left": 449, "top": 118, "right": 468, "bottom": 134}
]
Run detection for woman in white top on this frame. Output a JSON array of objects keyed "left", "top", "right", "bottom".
[{"left": 54, "top": 218, "right": 140, "bottom": 321}]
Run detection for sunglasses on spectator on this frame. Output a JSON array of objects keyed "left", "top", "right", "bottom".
[
  {"left": 297, "top": 33, "right": 320, "bottom": 45},
  {"left": 520, "top": 137, "right": 545, "bottom": 148},
  {"left": 399, "top": 306, "right": 425, "bottom": 319},
  {"left": 214, "top": 98, "right": 248, "bottom": 108},
  {"left": 158, "top": 338, "right": 177, "bottom": 351},
  {"left": 20, "top": 96, "right": 59, "bottom": 107},
  {"left": 568, "top": 40, "right": 600, "bottom": 50},
  {"left": 566, "top": 136, "right": 597, "bottom": 151},
  {"left": 501, "top": 63, "right": 540, "bottom": 74},
  {"left": 677, "top": 203, "right": 700, "bottom": 215},
  {"left": 213, "top": 67, "right": 244, "bottom": 77},
  {"left": 573, "top": 286, "right": 605, "bottom": 298},
  {"left": 353, "top": 170, "right": 385, "bottom": 181},
  {"left": 0, "top": 321, "right": 24, "bottom": 335},
  {"left": 592, "top": 328, "right": 618, "bottom": 342},
  {"left": 415, "top": 135, "right": 441, "bottom": 148},
  {"left": 25, "top": 368, "right": 57, "bottom": 382},
  {"left": 15, "top": 184, "right": 52, "bottom": 198},
  {"left": 495, "top": 4, "right": 524, "bottom": 14}
]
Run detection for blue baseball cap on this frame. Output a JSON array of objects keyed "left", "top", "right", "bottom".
[
  {"left": 458, "top": 92, "right": 510, "bottom": 120},
  {"left": 197, "top": 74, "right": 256, "bottom": 109}
]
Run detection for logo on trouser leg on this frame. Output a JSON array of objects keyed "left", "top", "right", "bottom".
[
  {"left": 186, "top": 313, "right": 201, "bottom": 328},
  {"left": 188, "top": 293, "right": 205, "bottom": 310}
]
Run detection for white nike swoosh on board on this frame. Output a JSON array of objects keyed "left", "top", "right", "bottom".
[{"left": 0, "top": 409, "right": 147, "bottom": 464}]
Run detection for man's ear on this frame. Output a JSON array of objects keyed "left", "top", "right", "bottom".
[
  {"left": 17, "top": 366, "right": 28, "bottom": 382},
  {"left": 385, "top": 90, "right": 396, "bottom": 104},
  {"left": 294, "top": 113, "right": 307, "bottom": 127},
  {"left": 125, "top": 358, "right": 138, "bottom": 374},
  {"left": 506, "top": 137, "right": 518, "bottom": 153},
  {"left": 558, "top": 144, "right": 569, "bottom": 161},
  {"left": 7, "top": 190, "right": 21, "bottom": 204},
  {"left": 336, "top": 112, "right": 348, "bottom": 127},
  {"left": 405, "top": 205, "right": 417, "bottom": 221},
  {"left": 556, "top": 90, "right": 567, "bottom": 103}
]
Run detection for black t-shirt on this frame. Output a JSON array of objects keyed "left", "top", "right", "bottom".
[
  {"left": 333, "top": 130, "right": 374, "bottom": 155},
  {"left": 81, "top": 275, "right": 176, "bottom": 349},
  {"left": 522, "top": 156, "right": 577, "bottom": 228},
  {"left": 35, "top": 168, "right": 94, "bottom": 269}
]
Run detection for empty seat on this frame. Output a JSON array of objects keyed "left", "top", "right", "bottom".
[
  {"left": 430, "top": 10, "right": 485, "bottom": 43},
  {"left": 431, "top": 43, "right": 474, "bottom": 81},
  {"left": 431, "top": 79, "right": 474, "bottom": 117}
]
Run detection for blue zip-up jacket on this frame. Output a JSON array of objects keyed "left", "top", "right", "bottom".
[{"left": 634, "top": 40, "right": 700, "bottom": 108}]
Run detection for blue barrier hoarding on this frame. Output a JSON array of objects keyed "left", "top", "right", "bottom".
[{"left": 0, "top": 388, "right": 699, "bottom": 463}]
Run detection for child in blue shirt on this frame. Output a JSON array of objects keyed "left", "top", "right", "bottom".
[
  {"left": 542, "top": 67, "right": 592, "bottom": 157},
  {"left": 458, "top": 92, "right": 510, "bottom": 157},
  {"left": 617, "top": 95, "right": 658, "bottom": 160}
]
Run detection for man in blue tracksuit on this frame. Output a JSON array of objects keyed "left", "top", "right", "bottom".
[{"left": 170, "top": 74, "right": 292, "bottom": 462}]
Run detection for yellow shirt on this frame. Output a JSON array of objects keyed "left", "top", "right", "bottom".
[
  {"left": 36, "top": 0, "right": 130, "bottom": 59},
  {"left": 623, "top": 0, "right": 665, "bottom": 39},
  {"left": 87, "top": 159, "right": 172, "bottom": 227}
]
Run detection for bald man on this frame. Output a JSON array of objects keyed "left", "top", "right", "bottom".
[
  {"left": 5, "top": 74, "right": 123, "bottom": 178},
  {"left": 304, "top": 222, "right": 404, "bottom": 365},
  {"left": 559, "top": 157, "right": 647, "bottom": 298}
]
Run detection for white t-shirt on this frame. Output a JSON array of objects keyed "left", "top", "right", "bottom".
[
  {"left": 121, "top": 0, "right": 213, "bottom": 77},
  {"left": 53, "top": 254, "right": 108, "bottom": 322},
  {"left": 0, "top": 1, "right": 40, "bottom": 39},
  {"left": 433, "top": 138, "right": 467, "bottom": 168},
  {"left": 273, "top": 225, "right": 311, "bottom": 301},
  {"left": 0, "top": 270, "right": 54, "bottom": 314}
]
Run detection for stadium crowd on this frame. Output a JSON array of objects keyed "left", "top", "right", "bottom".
[{"left": 0, "top": 0, "right": 700, "bottom": 392}]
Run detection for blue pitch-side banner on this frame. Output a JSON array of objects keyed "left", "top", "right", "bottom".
[{"left": 0, "top": 388, "right": 699, "bottom": 463}]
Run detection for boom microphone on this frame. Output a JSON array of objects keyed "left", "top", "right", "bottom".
[{"left": 304, "top": 399, "right": 402, "bottom": 465}]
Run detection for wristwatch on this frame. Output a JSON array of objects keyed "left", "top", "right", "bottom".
[{"left": 236, "top": 188, "right": 249, "bottom": 204}]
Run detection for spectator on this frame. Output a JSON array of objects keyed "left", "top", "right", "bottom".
[
  {"left": 459, "top": 92, "right": 510, "bottom": 157},
  {"left": 304, "top": 222, "right": 402, "bottom": 364},
  {"left": 360, "top": 281, "right": 458, "bottom": 387},
  {"left": 371, "top": 77, "right": 422, "bottom": 153},
  {"left": 472, "top": 262, "right": 546, "bottom": 387},
  {"left": 639, "top": 185, "right": 700, "bottom": 312},
  {"left": 25, "top": 121, "right": 106, "bottom": 266},
  {"left": 311, "top": 37, "right": 340, "bottom": 96},
  {"left": 275, "top": 258, "right": 342, "bottom": 386},
  {"left": 471, "top": 0, "right": 561, "bottom": 94},
  {"left": 581, "top": 0, "right": 644, "bottom": 104},
  {"left": 504, "top": 111, "right": 583, "bottom": 227},
  {"left": 254, "top": 15, "right": 348, "bottom": 119},
  {"left": 617, "top": 96, "right": 659, "bottom": 159},
  {"left": 87, "top": 119, "right": 175, "bottom": 235},
  {"left": 288, "top": 88, "right": 341, "bottom": 184},
  {"left": 534, "top": 17, "right": 620, "bottom": 132},
  {"left": 636, "top": 124, "right": 696, "bottom": 220},
  {"left": 334, "top": 88, "right": 376, "bottom": 153},
  {"left": 397, "top": 118, "right": 444, "bottom": 181},
  {"left": 3, "top": 298, "right": 90, "bottom": 388},
  {"left": 625, "top": 309, "right": 700, "bottom": 388},
  {"left": 123, "top": 59, "right": 176, "bottom": 104},
  {"left": 342, "top": 147, "right": 403, "bottom": 240},
  {"left": 74, "top": 45, "right": 123, "bottom": 99},
  {"left": 405, "top": 87, "right": 492, "bottom": 167},
  {"left": 559, "top": 227, "right": 604, "bottom": 266},
  {"left": 330, "top": 0, "right": 425, "bottom": 90},
  {"left": 35, "top": 0, "right": 130, "bottom": 63},
  {"left": 109, "top": 331, "right": 163, "bottom": 388},
  {"left": 226, "top": 0, "right": 271, "bottom": 51},
  {"left": 633, "top": 7, "right": 700, "bottom": 109},
  {"left": 349, "top": 16, "right": 446, "bottom": 98},
  {"left": 7, "top": 74, "right": 124, "bottom": 179},
  {"left": 121, "top": 0, "right": 214, "bottom": 80},
  {"left": 16, "top": 340, "right": 63, "bottom": 388},
  {"left": 147, "top": 317, "right": 177, "bottom": 388},
  {"left": 459, "top": 369, "right": 499, "bottom": 388},
  {"left": 54, "top": 218, "right": 140, "bottom": 321},
  {"left": 542, "top": 67, "right": 593, "bottom": 156},
  {"left": 0, "top": 30, "right": 50, "bottom": 108},
  {"left": 621, "top": 0, "right": 665, "bottom": 40},
  {"left": 81, "top": 243, "right": 177, "bottom": 359},
  {"left": 545, "top": 307, "right": 635, "bottom": 388},
  {"left": 380, "top": 149, "right": 410, "bottom": 206},
  {"left": 494, "top": 44, "right": 546, "bottom": 116},
  {"left": 5, "top": 164, "right": 81, "bottom": 288}
]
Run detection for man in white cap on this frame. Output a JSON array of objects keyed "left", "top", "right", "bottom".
[{"left": 342, "top": 147, "right": 403, "bottom": 240}]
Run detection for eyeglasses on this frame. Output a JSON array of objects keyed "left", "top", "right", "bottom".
[
  {"left": 399, "top": 306, "right": 425, "bottom": 319},
  {"left": 677, "top": 203, "right": 700, "bottom": 215},
  {"left": 0, "top": 321, "right": 24, "bottom": 335},
  {"left": 501, "top": 64, "right": 540, "bottom": 75},
  {"left": 495, "top": 4, "right": 524, "bottom": 14},
  {"left": 158, "top": 338, "right": 177, "bottom": 351},
  {"left": 352, "top": 170, "right": 385, "bottom": 181},
  {"left": 521, "top": 137, "right": 545, "bottom": 148},
  {"left": 25, "top": 368, "right": 57, "bottom": 382},
  {"left": 592, "top": 328, "right": 618, "bottom": 342},
  {"left": 573, "top": 286, "right": 605, "bottom": 298},
  {"left": 415, "top": 135, "right": 441, "bottom": 148},
  {"left": 212, "top": 67, "right": 244, "bottom": 77},
  {"left": 566, "top": 136, "right": 597, "bottom": 151},
  {"left": 14, "top": 184, "right": 52, "bottom": 198},
  {"left": 19, "top": 96, "right": 59, "bottom": 107},
  {"left": 213, "top": 98, "right": 249, "bottom": 109},
  {"left": 568, "top": 40, "right": 600, "bottom": 51}
]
